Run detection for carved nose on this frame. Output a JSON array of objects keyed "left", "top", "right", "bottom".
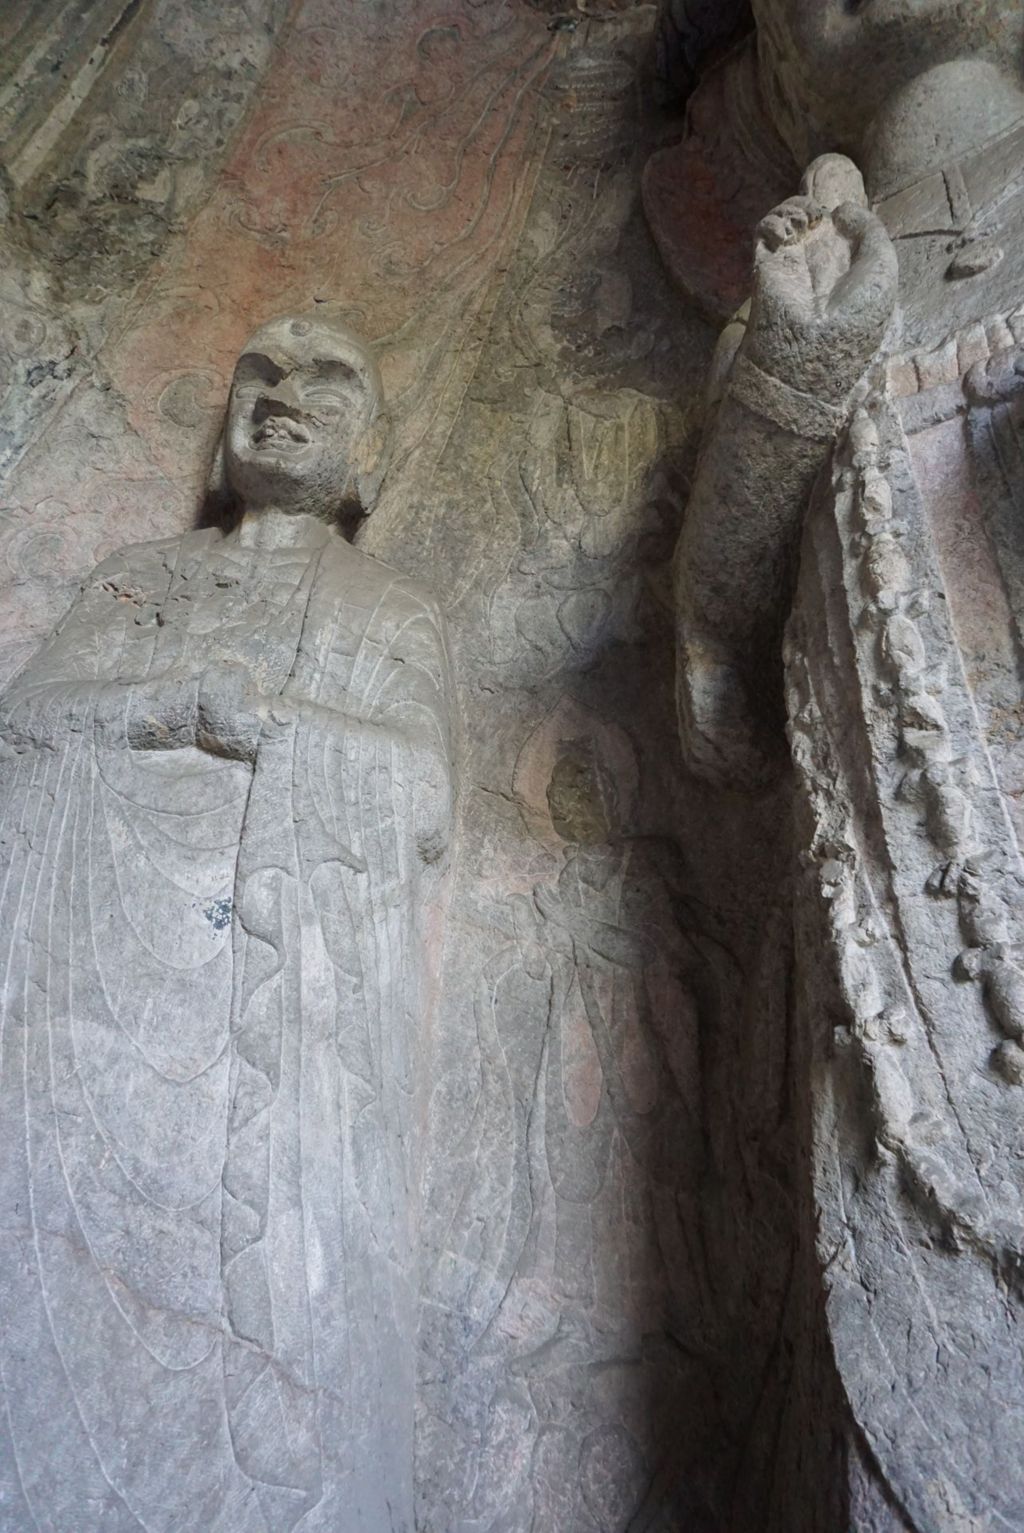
[{"left": 254, "top": 379, "right": 304, "bottom": 421}]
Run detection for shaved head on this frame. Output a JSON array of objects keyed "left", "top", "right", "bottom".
[{"left": 222, "top": 313, "right": 389, "bottom": 521}]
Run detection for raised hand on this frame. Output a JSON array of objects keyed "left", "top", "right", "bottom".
[{"left": 745, "top": 155, "right": 898, "bottom": 404}]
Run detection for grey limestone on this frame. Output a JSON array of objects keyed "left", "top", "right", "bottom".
[
  {"left": 663, "top": 1, "right": 1024, "bottom": 1526},
  {"left": 4, "top": 0, "right": 1024, "bottom": 1527},
  {"left": 0, "top": 314, "right": 452, "bottom": 1530}
]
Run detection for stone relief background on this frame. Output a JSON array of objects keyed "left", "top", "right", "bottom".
[{"left": 0, "top": 3, "right": 818, "bottom": 1527}]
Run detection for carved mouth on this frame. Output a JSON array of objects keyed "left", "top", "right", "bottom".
[{"left": 252, "top": 418, "right": 312, "bottom": 452}]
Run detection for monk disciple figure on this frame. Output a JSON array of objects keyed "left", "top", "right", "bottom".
[
  {"left": 0, "top": 316, "right": 452, "bottom": 1530},
  {"left": 660, "top": 1, "right": 1024, "bottom": 1527}
]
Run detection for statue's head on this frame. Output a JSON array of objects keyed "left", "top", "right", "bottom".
[
  {"left": 752, "top": 0, "right": 1023, "bottom": 163},
  {"left": 217, "top": 313, "right": 390, "bottom": 522}
]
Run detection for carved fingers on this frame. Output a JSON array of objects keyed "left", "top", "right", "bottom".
[
  {"left": 755, "top": 196, "right": 825, "bottom": 254},
  {"left": 826, "top": 201, "right": 899, "bottom": 338},
  {"left": 122, "top": 675, "right": 199, "bottom": 752},
  {"left": 196, "top": 663, "right": 261, "bottom": 761},
  {"left": 747, "top": 191, "right": 897, "bottom": 405},
  {"left": 752, "top": 200, "right": 829, "bottom": 335}
]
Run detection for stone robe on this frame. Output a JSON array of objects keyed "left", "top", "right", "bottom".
[
  {"left": 0, "top": 521, "right": 451, "bottom": 1532},
  {"left": 785, "top": 126, "right": 1024, "bottom": 1529}
]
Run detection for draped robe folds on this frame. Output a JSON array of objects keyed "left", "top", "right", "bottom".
[
  {"left": 0, "top": 522, "right": 452, "bottom": 1532},
  {"left": 786, "top": 340, "right": 1024, "bottom": 1526}
]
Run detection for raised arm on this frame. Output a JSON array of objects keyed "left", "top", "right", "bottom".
[{"left": 674, "top": 155, "right": 898, "bottom": 788}]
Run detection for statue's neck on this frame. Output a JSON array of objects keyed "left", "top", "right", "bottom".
[
  {"left": 236, "top": 507, "right": 333, "bottom": 553},
  {"left": 862, "top": 60, "right": 1024, "bottom": 201}
]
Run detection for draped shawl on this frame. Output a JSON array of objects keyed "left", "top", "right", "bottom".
[{"left": 0, "top": 523, "right": 451, "bottom": 1532}]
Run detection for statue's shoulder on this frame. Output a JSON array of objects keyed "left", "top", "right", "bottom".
[
  {"left": 325, "top": 538, "right": 445, "bottom": 624},
  {"left": 83, "top": 527, "right": 218, "bottom": 591}
]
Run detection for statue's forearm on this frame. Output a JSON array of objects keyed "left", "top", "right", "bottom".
[
  {"left": 263, "top": 695, "right": 451, "bottom": 861},
  {"left": 0, "top": 673, "right": 205, "bottom": 756},
  {"left": 0, "top": 680, "right": 96, "bottom": 751},
  {"left": 284, "top": 698, "right": 450, "bottom": 791},
  {"left": 258, "top": 694, "right": 407, "bottom": 747},
  {"left": 676, "top": 373, "right": 841, "bottom": 650},
  {"left": 671, "top": 371, "right": 845, "bottom": 786},
  {"left": 1, "top": 673, "right": 451, "bottom": 859}
]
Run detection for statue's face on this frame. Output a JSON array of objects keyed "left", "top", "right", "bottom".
[
  {"left": 224, "top": 316, "right": 381, "bottom": 516},
  {"left": 753, "top": 0, "right": 1022, "bottom": 148}
]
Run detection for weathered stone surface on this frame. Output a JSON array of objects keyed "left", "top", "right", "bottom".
[
  {"left": 0, "top": 0, "right": 292, "bottom": 498},
  {"left": 0, "top": 5, "right": 791, "bottom": 1530},
  {"left": 651, "top": 0, "right": 750, "bottom": 104},
  {"left": 643, "top": 32, "right": 793, "bottom": 320},
  {"left": 13, "top": 0, "right": 1024, "bottom": 1524},
  {"left": 0, "top": 313, "right": 453, "bottom": 1530},
  {"left": 658, "top": 0, "right": 1024, "bottom": 1525},
  {"left": 0, "top": 0, "right": 559, "bottom": 685}
]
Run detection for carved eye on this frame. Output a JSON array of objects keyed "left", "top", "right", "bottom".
[
  {"left": 303, "top": 389, "right": 345, "bottom": 415},
  {"left": 308, "top": 360, "right": 360, "bottom": 404},
  {"left": 233, "top": 352, "right": 284, "bottom": 394}
]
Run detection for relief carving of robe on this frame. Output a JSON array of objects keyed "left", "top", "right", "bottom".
[
  {"left": 0, "top": 521, "right": 451, "bottom": 1532},
  {"left": 785, "top": 132, "right": 1024, "bottom": 1529}
]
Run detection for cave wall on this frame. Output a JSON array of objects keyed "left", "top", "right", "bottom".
[{"left": 0, "top": 3, "right": 828, "bottom": 1528}]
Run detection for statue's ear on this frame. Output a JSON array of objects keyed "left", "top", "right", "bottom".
[{"left": 353, "top": 412, "right": 393, "bottom": 515}]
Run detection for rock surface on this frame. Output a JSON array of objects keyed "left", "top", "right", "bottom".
[
  {"left": 657, "top": 0, "right": 1024, "bottom": 1526},
  {"left": 0, "top": 311, "right": 454, "bottom": 1530},
  {"left": 5, "top": 0, "right": 1022, "bottom": 1527},
  {"left": 0, "top": 5, "right": 796, "bottom": 1530}
]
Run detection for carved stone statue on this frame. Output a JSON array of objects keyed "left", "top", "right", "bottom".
[
  {"left": 663, "top": 2, "right": 1024, "bottom": 1525},
  {"left": 0, "top": 315, "right": 452, "bottom": 1530}
]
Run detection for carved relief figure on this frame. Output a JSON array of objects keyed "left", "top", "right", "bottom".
[
  {"left": 0, "top": 315, "right": 452, "bottom": 1530},
  {"left": 661, "top": 2, "right": 1024, "bottom": 1526}
]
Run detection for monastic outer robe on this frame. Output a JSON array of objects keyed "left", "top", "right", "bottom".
[
  {"left": 0, "top": 522, "right": 452, "bottom": 1532},
  {"left": 785, "top": 143, "right": 1024, "bottom": 1530}
]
